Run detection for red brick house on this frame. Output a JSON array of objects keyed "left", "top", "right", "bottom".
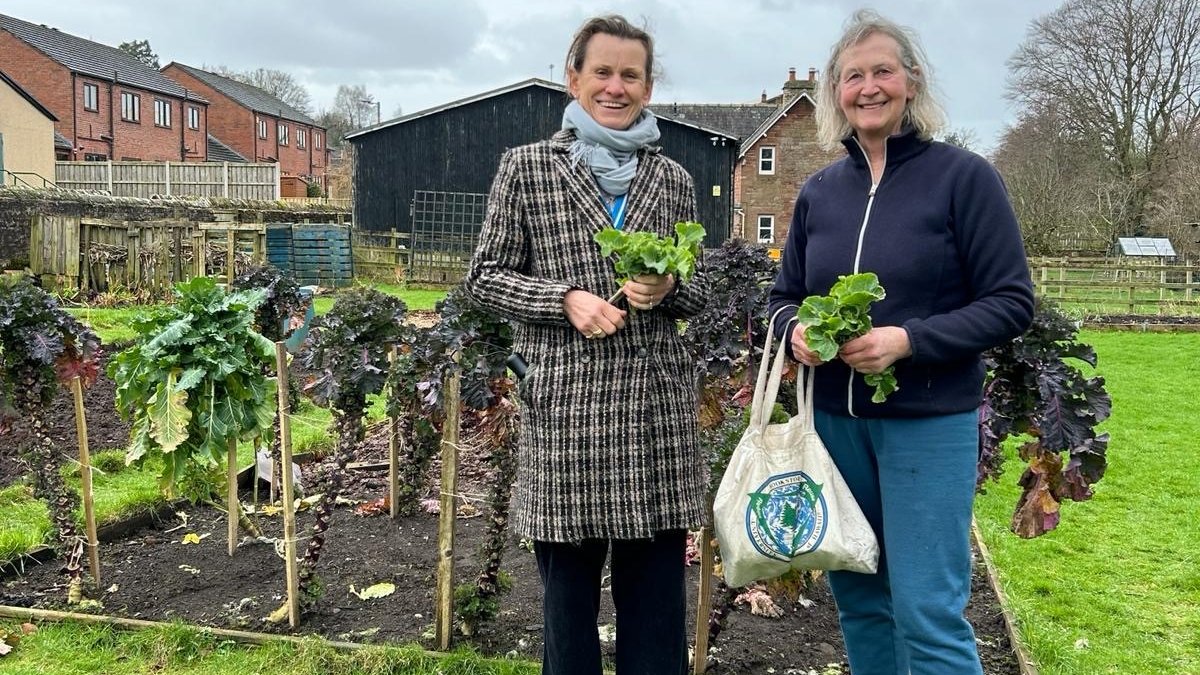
[
  {"left": 0, "top": 12, "right": 209, "bottom": 163},
  {"left": 657, "top": 68, "right": 841, "bottom": 246},
  {"left": 162, "top": 63, "right": 330, "bottom": 193}
]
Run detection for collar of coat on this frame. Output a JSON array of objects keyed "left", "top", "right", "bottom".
[{"left": 548, "top": 129, "right": 669, "bottom": 235}]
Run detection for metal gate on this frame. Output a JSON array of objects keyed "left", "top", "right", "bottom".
[{"left": 408, "top": 190, "right": 487, "bottom": 283}]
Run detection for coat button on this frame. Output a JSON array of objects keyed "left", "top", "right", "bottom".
[
  {"left": 637, "top": 347, "right": 648, "bottom": 357},
  {"left": 581, "top": 354, "right": 591, "bottom": 364}
]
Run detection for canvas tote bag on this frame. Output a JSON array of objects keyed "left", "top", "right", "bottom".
[{"left": 713, "top": 310, "right": 879, "bottom": 588}]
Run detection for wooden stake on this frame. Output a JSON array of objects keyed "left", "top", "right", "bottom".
[
  {"left": 388, "top": 344, "right": 400, "bottom": 520},
  {"left": 70, "top": 377, "right": 100, "bottom": 585},
  {"left": 226, "top": 228, "right": 236, "bottom": 287},
  {"left": 434, "top": 363, "right": 462, "bottom": 651},
  {"left": 227, "top": 437, "right": 238, "bottom": 557},
  {"left": 276, "top": 342, "right": 300, "bottom": 628},
  {"left": 692, "top": 526, "right": 715, "bottom": 674}
]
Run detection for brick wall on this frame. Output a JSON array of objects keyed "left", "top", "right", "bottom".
[
  {"left": 738, "top": 97, "right": 840, "bottom": 246},
  {"left": 0, "top": 32, "right": 205, "bottom": 163},
  {"left": 163, "top": 65, "right": 327, "bottom": 182}
]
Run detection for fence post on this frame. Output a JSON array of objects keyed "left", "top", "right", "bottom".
[
  {"left": 222, "top": 162, "right": 230, "bottom": 198},
  {"left": 1188, "top": 269, "right": 1194, "bottom": 302},
  {"left": 105, "top": 160, "right": 113, "bottom": 193}
]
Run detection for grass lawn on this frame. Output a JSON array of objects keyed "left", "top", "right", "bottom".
[
  {"left": 312, "top": 283, "right": 446, "bottom": 316},
  {"left": 0, "top": 620, "right": 539, "bottom": 674},
  {"left": 974, "top": 330, "right": 1200, "bottom": 674}
]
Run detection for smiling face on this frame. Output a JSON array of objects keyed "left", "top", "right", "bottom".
[
  {"left": 836, "top": 32, "right": 916, "bottom": 145},
  {"left": 567, "top": 32, "right": 653, "bottom": 130}
]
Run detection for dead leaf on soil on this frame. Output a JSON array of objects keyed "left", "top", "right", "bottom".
[
  {"left": 349, "top": 582, "right": 396, "bottom": 600},
  {"left": 354, "top": 497, "right": 389, "bottom": 517},
  {"left": 0, "top": 639, "right": 13, "bottom": 657},
  {"left": 179, "top": 564, "right": 200, "bottom": 575},
  {"left": 181, "top": 532, "right": 209, "bottom": 545}
]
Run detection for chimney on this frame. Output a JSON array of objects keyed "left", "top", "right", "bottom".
[
  {"left": 808, "top": 68, "right": 817, "bottom": 82},
  {"left": 761, "top": 90, "right": 768, "bottom": 103},
  {"left": 788, "top": 67, "right": 797, "bottom": 81}
]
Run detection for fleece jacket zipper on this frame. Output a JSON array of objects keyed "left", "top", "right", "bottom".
[{"left": 847, "top": 139, "right": 883, "bottom": 418}]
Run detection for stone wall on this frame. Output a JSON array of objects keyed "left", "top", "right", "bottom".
[{"left": 0, "top": 188, "right": 350, "bottom": 271}]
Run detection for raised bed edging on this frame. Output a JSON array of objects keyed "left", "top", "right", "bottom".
[{"left": 972, "top": 522, "right": 1039, "bottom": 675}]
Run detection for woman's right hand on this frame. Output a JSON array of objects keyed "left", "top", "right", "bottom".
[
  {"left": 565, "top": 289, "right": 627, "bottom": 339},
  {"left": 789, "top": 323, "right": 825, "bottom": 367}
]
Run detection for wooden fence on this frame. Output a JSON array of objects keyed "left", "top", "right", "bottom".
[
  {"left": 1030, "top": 256, "right": 1200, "bottom": 314},
  {"left": 55, "top": 161, "right": 280, "bottom": 200},
  {"left": 352, "top": 229, "right": 411, "bottom": 283},
  {"left": 29, "top": 214, "right": 266, "bottom": 292}
]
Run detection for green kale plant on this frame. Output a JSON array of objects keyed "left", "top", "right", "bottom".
[
  {"left": 796, "top": 272, "right": 897, "bottom": 403},
  {"left": 108, "top": 276, "right": 276, "bottom": 507},
  {"left": 595, "top": 221, "right": 706, "bottom": 295}
]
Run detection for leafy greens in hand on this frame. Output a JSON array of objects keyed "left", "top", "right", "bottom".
[
  {"left": 796, "top": 272, "right": 898, "bottom": 403},
  {"left": 595, "top": 221, "right": 705, "bottom": 300}
]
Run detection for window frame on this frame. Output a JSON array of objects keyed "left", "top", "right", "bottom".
[
  {"left": 187, "top": 106, "right": 200, "bottom": 130},
  {"left": 296, "top": 128, "right": 306, "bottom": 149},
  {"left": 257, "top": 117, "right": 268, "bottom": 139},
  {"left": 82, "top": 83, "right": 99, "bottom": 112},
  {"left": 277, "top": 123, "right": 289, "bottom": 146},
  {"left": 120, "top": 91, "right": 141, "bottom": 123},
  {"left": 758, "top": 146, "right": 776, "bottom": 175},
  {"left": 314, "top": 132, "right": 322, "bottom": 149},
  {"left": 153, "top": 98, "right": 172, "bottom": 128},
  {"left": 757, "top": 215, "right": 775, "bottom": 244}
]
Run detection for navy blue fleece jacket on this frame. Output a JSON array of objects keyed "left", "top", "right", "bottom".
[{"left": 768, "top": 128, "right": 1035, "bottom": 418}]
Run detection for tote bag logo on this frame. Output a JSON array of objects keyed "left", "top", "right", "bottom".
[{"left": 745, "top": 470, "right": 828, "bottom": 562}]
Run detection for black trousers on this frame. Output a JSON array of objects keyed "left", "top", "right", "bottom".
[{"left": 534, "top": 529, "right": 688, "bottom": 675}]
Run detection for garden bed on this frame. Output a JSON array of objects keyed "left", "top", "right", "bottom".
[{"left": 0, "top": 424, "right": 1023, "bottom": 674}]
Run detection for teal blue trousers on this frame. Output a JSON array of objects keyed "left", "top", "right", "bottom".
[{"left": 814, "top": 409, "right": 983, "bottom": 675}]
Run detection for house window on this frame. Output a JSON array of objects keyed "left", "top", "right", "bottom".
[
  {"left": 757, "top": 215, "right": 775, "bottom": 244},
  {"left": 84, "top": 153, "right": 107, "bottom": 161},
  {"left": 154, "top": 99, "right": 171, "bottom": 127},
  {"left": 297, "top": 128, "right": 306, "bottom": 149},
  {"left": 257, "top": 118, "right": 268, "bottom": 139},
  {"left": 120, "top": 92, "right": 140, "bottom": 122},
  {"left": 278, "top": 123, "right": 288, "bottom": 145},
  {"left": 188, "top": 106, "right": 200, "bottom": 130},
  {"left": 759, "top": 146, "right": 776, "bottom": 175},
  {"left": 83, "top": 83, "right": 99, "bottom": 111},
  {"left": 314, "top": 132, "right": 322, "bottom": 149}
]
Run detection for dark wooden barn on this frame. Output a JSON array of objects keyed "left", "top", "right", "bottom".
[{"left": 346, "top": 79, "right": 736, "bottom": 269}]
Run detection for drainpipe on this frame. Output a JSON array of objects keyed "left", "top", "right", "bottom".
[
  {"left": 70, "top": 72, "right": 77, "bottom": 159},
  {"left": 109, "top": 70, "right": 117, "bottom": 159}
]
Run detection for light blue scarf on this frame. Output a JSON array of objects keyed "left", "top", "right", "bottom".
[{"left": 561, "top": 100, "right": 661, "bottom": 196}]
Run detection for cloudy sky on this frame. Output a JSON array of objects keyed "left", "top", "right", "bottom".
[{"left": 3, "top": 0, "right": 1057, "bottom": 152}]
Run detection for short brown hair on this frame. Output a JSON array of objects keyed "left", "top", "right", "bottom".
[{"left": 564, "top": 15, "right": 656, "bottom": 85}]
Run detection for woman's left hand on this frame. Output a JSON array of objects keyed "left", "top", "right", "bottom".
[
  {"left": 622, "top": 273, "right": 675, "bottom": 310},
  {"left": 839, "top": 326, "right": 911, "bottom": 374}
]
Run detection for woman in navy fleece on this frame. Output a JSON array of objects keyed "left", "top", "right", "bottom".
[{"left": 767, "top": 9, "right": 1034, "bottom": 675}]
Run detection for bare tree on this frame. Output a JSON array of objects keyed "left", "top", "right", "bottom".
[
  {"left": 210, "top": 66, "right": 313, "bottom": 115},
  {"left": 1007, "top": 0, "right": 1200, "bottom": 233},
  {"left": 940, "top": 127, "right": 979, "bottom": 152}
]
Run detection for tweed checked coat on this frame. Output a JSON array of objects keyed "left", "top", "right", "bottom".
[{"left": 463, "top": 129, "right": 710, "bottom": 543}]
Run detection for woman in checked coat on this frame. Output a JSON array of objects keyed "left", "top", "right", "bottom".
[{"left": 463, "top": 14, "right": 709, "bottom": 675}]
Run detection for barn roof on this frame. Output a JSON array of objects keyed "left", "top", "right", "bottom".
[{"left": 345, "top": 78, "right": 736, "bottom": 143}]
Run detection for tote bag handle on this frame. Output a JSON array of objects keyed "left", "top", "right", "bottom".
[{"left": 750, "top": 307, "right": 796, "bottom": 432}]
